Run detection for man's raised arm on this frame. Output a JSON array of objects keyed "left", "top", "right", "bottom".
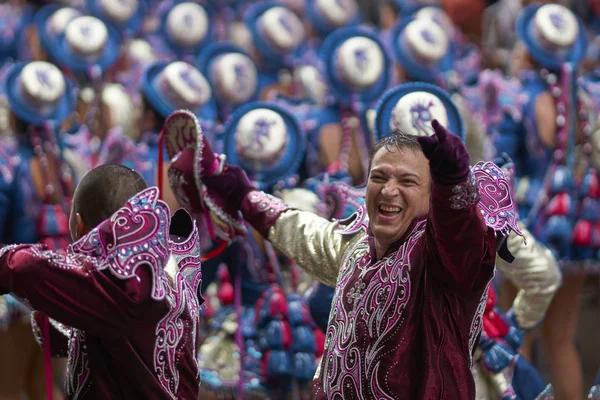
[
  {"left": 418, "top": 121, "right": 496, "bottom": 291},
  {"left": 168, "top": 133, "right": 362, "bottom": 287}
]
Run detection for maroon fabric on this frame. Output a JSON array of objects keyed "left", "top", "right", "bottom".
[
  {"left": 417, "top": 120, "right": 472, "bottom": 185},
  {"left": 0, "top": 244, "right": 200, "bottom": 400},
  {"left": 311, "top": 178, "right": 496, "bottom": 399},
  {"left": 169, "top": 148, "right": 204, "bottom": 212},
  {"left": 201, "top": 165, "right": 256, "bottom": 213},
  {"left": 240, "top": 190, "right": 293, "bottom": 237},
  {"left": 31, "top": 311, "right": 70, "bottom": 358}
]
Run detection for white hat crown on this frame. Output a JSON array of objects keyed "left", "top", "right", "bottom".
[{"left": 390, "top": 91, "right": 448, "bottom": 137}]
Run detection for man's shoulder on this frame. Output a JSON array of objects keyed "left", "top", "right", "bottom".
[{"left": 337, "top": 205, "right": 369, "bottom": 236}]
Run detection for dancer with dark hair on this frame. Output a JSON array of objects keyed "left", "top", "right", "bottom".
[{"left": 0, "top": 164, "right": 204, "bottom": 399}]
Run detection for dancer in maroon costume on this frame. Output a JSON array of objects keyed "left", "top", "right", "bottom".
[
  {"left": 0, "top": 165, "right": 203, "bottom": 400},
  {"left": 169, "top": 113, "right": 521, "bottom": 398}
]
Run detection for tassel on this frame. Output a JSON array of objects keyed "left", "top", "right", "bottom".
[
  {"left": 502, "top": 325, "right": 524, "bottom": 351},
  {"left": 481, "top": 339, "right": 515, "bottom": 374},
  {"left": 545, "top": 192, "right": 572, "bottom": 216},
  {"left": 291, "top": 326, "right": 316, "bottom": 353},
  {"left": 265, "top": 319, "right": 292, "bottom": 350},
  {"left": 293, "top": 352, "right": 317, "bottom": 381},
  {"left": 262, "top": 350, "right": 292, "bottom": 377}
]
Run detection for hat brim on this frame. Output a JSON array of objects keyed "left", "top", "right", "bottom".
[
  {"left": 86, "top": 0, "right": 146, "bottom": 37},
  {"left": 49, "top": 21, "right": 123, "bottom": 75},
  {"left": 222, "top": 101, "right": 306, "bottom": 187},
  {"left": 390, "top": 17, "right": 454, "bottom": 83},
  {"left": 373, "top": 81, "right": 465, "bottom": 142},
  {"left": 1, "top": 62, "right": 76, "bottom": 126},
  {"left": 320, "top": 26, "right": 392, "bottom": 105},
  {"left": 141, "top": 62, "right": 217, "bottom": 120},
  {"left": 516, "top": 4, "right": 588, "bottom": 70},
  {"left": 195, "top": 42, "right": 259, "bottom": 104},
  {"left": 34, "top": 4, "right": 75, "bottom": 59}
]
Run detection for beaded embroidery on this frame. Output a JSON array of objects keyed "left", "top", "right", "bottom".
[
  {"left": 320, "top": 220, "right": 426, "bottom": 398},
  {"left": 155, "top": 210, "right": 203, "bottom": 398},
  {"left": 245, "top": 190, "right": 290, "bottom": 229},
  {"left": 450, "top": 172, "right": 479, "bottom": 210},
  {"left": 66, "top": 329, "right": 91, "bottom": 399},
  {"left": 71, "top": 187, "right": 170, "bottom": 301},
  {"left": 472, "top": 161, "right": 524, "bottom": 237}
]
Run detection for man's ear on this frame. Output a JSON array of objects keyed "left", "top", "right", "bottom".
[{"left": 75, "top": 213, "right": 87, "bottom": 241}]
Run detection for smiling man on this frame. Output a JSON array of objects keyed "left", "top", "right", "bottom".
[{"left": 166, "top": 84, "right": 521, "bottom": 399}]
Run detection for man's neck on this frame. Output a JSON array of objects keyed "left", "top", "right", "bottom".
[{"left": 374, "top": 241, "right": 389, "bottom": 261}]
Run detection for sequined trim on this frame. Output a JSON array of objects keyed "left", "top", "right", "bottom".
[
  {"left": 450, "top": 172, "right": 480, "bottom": 210},
  {"left": 30, "top": 312, "right": 71, "bottom": 357},
  {"left": 31, "top": 313, "right": 43, "bottom": 345},
  {"left": 203, "top": 190, "right": 247, "bottom": 236},
  {"left": 469, "top": 284, "right": 489, "bottom": 368},
  {"left": 0, "top": 244, "right": 21, "bottom": 260},
  {"left": 66, "top": 329, "right": 91, "bottom": 399},
  {"left": 320, "top": 220, "right": 426, "bottom": 398}
]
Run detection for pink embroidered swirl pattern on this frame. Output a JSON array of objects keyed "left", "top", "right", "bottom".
[
  {"left": 66, "top": 329, "right": 91, "bottom": 399},
  {"left": 154, "top": 212, "right": 203, "bottom": 398},
  {"left": 339, "top": 205, "right": 368, "bottom": 236},
  {"left": 468, "top": 284, "right": 489, "bottom": 368},
  {"left": 320, "top": 221, "right": 426, "bottom": 399},
  {"left": 472, "top": 161, "right": 523, "bottom": 237},
  {"left": 71, "top": 187, "right": 171, "bottom": 301}
]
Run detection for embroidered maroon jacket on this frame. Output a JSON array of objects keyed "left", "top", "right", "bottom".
[
  {"left": 0, "top": 188, "right": 203, "bottom": 400},
  {"left": 237, "top": 172, "right": 497, "bottom": 399}
]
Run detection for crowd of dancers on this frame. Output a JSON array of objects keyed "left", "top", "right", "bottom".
[{"left": 0, "top": 0, "right": 600, "bottom": 399}]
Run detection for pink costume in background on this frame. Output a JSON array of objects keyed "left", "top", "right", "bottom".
[{"left": 0, "top": 187, "right": 203, "bottom": 400}]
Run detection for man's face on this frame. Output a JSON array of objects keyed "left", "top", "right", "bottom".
[{"left": 365, "top": 146, "right": 431, "bottom": 252}]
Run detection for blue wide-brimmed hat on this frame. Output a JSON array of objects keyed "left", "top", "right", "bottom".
[
  {"left": 222, "top": 101, "right": 306, "bottom": 188},
  {"left": 305, "top": 0, "right": 361, "bottom": 37},
  {"left": 142, "top": 61, "right": 217, "bottom": 121},
  {"left": 159, "top": 1, "right": 214, "bottom": 59},
  {"left": 2, "top": 61, "right": 76, "bottom": 126},
  {"left": 516, "top": 3, "right": 587, "bottom": 70},
  {"left": 243, "top": 1, "right": 307, "bottom": 69},
  {"left": 196, "top": 42, "right": 260, "bottom": 107},
  {"left": 320, "top": 26, "right": 391, "bottom": 105},
  {"left": 33, "top": 5, "right": 82, "bottom": 60},
  {"left": 374, "top": 82, "right": 464, "bottom": 142},
  {"left": 86, "top": 0, "right": 146, "bottom": 38},
  {"left": 38, "top": 13, "right": 122, "bottom": 76},
  {"left": 390, "top": 16, "right": 453, "bottom": 83}
]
